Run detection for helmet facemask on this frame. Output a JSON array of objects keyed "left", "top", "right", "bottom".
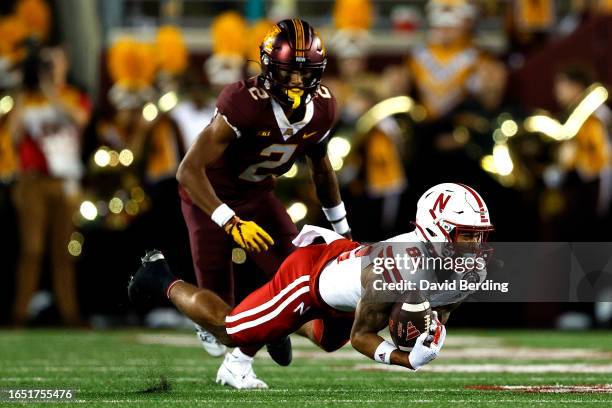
[
  {"left": 434, "top": 221, "right": 494, "bottom": 263},
  {"left": 260, "top": 54, "right": 325, "bottom": 109}
]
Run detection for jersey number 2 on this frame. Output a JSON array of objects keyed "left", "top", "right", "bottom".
[{"left": 239, "top": 144, "right": 297, "bottom": 182}]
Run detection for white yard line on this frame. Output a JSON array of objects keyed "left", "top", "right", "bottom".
[
  {"left": 468, "top": 384, "right": 612, "bottom": 393},
  {"left": 355, "top": 363, "right": 612, "bottom": 373}
]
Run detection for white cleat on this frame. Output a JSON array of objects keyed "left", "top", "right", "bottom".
[
  {"left": 215, "top": 351, "right": 268, "bottom": 390},
  {"left": 195, "top": 324, "right": 227, "bottom": 357}
]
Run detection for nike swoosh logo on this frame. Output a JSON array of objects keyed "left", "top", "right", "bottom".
[{"left": 303, "top": 131, "right": 317, "bottom": 139}]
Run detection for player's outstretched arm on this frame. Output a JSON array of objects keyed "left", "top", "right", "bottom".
[
  {"left": 177, "top": 115, "right": 274, "bottom": 252},
  {"left": 351, "top": 264, "right": 409, "bottom": 366},
  {"left": 306, "top": 152, "right": 351, "bottom": 238},
  {"left": 350, "top": 299, "right": 412, "bottom": 367},
  {"left": 177, "top": 114, "right": 234, "bottom": 215},
  {"left": 351, "top": 301, "right": 446, "bottom": 370},
  {"left": 351, "top": 266, "right": 446, "bottom": 370}
]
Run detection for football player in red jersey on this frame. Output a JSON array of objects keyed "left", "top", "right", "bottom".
[
  {"left": 130, "top": 183, "right": 495, "bottom": 388},
  {"left": 176, "top": 19, "right": 351, "bottom": 388}
]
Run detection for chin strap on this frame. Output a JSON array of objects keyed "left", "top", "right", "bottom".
[{"left": 287, "top": 88, "right": 304, "bottom": 109}]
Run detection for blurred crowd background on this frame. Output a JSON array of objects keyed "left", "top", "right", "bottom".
[{"left": 1, "top": 0, "right": 611, "bottom": 330}]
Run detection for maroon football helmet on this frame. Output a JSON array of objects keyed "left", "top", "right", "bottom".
[{"left": 259, "top": 19, "right": 327, "bottom": 109}]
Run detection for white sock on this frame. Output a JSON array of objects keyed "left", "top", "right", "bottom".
[{"left": 231, "top": 348, "right": 253, "bottom": 362}]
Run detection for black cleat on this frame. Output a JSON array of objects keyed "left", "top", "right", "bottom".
[
  {"left": 128, "top": 250, "right": 177, "bottom": 308},
  {"left": 266, "top": 336, "right": 292, "bottom": 366}
]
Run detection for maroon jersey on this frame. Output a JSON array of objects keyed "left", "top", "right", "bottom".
[{"left": 206, "top": 77, "right": 337, "bottom": 200}]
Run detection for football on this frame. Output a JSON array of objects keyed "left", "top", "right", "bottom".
[{"left": 388, "top": 290, "right": 432, "bottom": 351}]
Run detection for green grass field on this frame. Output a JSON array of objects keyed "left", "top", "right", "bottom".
[{"left": 1, "top": 329, "right": 611, "bottom": 407}]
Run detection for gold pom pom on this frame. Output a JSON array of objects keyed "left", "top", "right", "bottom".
[
  {"left": 108, "top": 38, "right": 157, "bottom": 89},
  {"left": 16, "top": 0, "right": 51, "bottom": 40},
  {"left": 211, "top": 11, "right": 247, "bottom": 57},
  {"left": 333, "top": 0, "right": 373, "bottom": 30},
  {"left": 156, "top": 25, "right": 188, "bottom": 75},
  {"left": 0, "top": 16, "right": 29, "bottom": 61}
]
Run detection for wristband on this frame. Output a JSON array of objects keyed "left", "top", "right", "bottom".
[
  {"left": 374, "top": 340, "right": 397, "bottom": 365},
  {"left": 330, "top": 218, "right": 350, "bottom": 234},
  {"left": 211, "top": 204, "right": 236, "bottom": 228},
  {"left": 322, "top": 202, "right": 347, "bottom": 223}
]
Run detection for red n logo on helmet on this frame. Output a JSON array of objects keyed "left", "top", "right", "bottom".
[{"left": 429, "top": 193, "right": 450, "bottom": 219}]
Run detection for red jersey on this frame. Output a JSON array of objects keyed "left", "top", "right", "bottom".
[{"left": 206, "top": 77, "right": 337, "bottom": 200}]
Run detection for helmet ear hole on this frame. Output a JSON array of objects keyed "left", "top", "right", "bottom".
[{"left": 425, "top": 228, "right": 436, "bottom": 237}]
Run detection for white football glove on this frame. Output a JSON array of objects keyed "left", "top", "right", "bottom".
[{"left": 408, "top": 311, "right": 446, "bottom": 371}]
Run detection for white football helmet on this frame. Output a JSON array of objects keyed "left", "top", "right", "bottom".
[{"left": 414, "top": 183, "right": 493, "bottom": 254}]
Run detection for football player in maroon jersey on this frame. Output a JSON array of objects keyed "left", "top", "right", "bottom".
[{"left": 176, "top": 19, "right": 351, "bottom": 388}]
